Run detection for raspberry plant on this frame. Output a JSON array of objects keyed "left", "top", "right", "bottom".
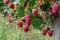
[{"left": 0, "top": 0, "right": 58, "bottom": 37}]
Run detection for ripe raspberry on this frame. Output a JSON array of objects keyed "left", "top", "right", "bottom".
[
  {"left": 4, "top": 0, "right": 9, "bottom": 4},
  {"left": 23, "top": 27, "right": 29, "bottom": 32},
  {"left": 17, "top": 21, "right": 23, "bottom": 27}
]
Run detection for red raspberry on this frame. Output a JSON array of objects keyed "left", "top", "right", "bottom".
[
  {"left": 48, "top": 30, "right": 53, "bottom": 37},
  {"left": 34, "top": 10, "right": 38, "bottom": 17},
  {"left": 25, "top": 20, "right": 31, "bottom": 26},
  {"left": 42, "top": 29, "right": 47, "bottom": 36},
  {"left": 9, "top": 3, "right": 14, "bottom": 9},
  {"left": 8, "top": 17, "right": 13, "bottom": 23},
  {"left": 23, "top": 27, "right": 29, "bottom": 32},
  {"left": 4, "top": 0, "right": 9, "bottom": 4},
  {"left": 25, "top": 14, "right": 31, "bottom": 21},
  {"left": 17, "top": 21, "right": 23, "bottom": 27}
]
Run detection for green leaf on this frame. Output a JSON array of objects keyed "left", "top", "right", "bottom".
[
  {"left": 32, "top": 0, "right": 38, "bottom": 8},
  {"left": 0, "top": 4, "right": 9, "bottom": 11},
  {"left": 28, "top": 0, "right": 38, "bottom": 9},
  {"left": 42, "top": 0, "right": 51, "bottom": 11},
  {"left": 10, "top": 0, "right": 15, "bottom": 2},
  {"left": 17, "top": 7, "right": 25, "bottom": 17},
  {"left": 32, "top": 18, "right": 43, "bottom": 30},
  {"left": 20, "top": 0, "right": 27, "bottom": 7},
  {"left": 0, "top": 0, "right": 3, "bottom": 4},
  {"left": 2, "top": 6, "right": 9, "bottom": 9}
]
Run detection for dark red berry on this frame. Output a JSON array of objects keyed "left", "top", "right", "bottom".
[
  {"left": 22, "top": 19, "right": 25, "bottom": 23},
  {"left": 42, "top": 29, "right": 47, "bottom": 36},
  {"left": 48, "top": 30, "right": 53, "bottom": 37},
  {"left": 9, "top": 3, "right": 14, "bottom": 9},
  {"left": 23, "top": 27, "right": 29, "bottom": 32},
  {"left": 17, "top": 21, "right": 23, "bottom": 27},
  {"left": 40, "top": 4, "right": 44, "bottom": 8},
  {"left": 34, "top": 10, "right": 38, "bottom": 17}
]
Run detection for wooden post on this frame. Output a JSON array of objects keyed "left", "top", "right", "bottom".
[{"left": 54, "top": 6, "right": 60, "bottom": 40}]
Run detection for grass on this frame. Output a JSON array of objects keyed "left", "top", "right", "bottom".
[{"left": 0, "top": 14, "right": 54, "bottom": 40}]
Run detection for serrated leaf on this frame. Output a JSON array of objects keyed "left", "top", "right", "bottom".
[
  {"left": 32, "top": 18, "right": 43, "bottom": 30},
  {"left": 17, "top": 7, "right": 25, "bottom": 17}
]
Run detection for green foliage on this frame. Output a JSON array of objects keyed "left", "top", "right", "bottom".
[
  {"left": 0, "top": 0, "right": 8, "bottom": 11},
  {"left": 17, "top": 7, "right": 25, "bottom": 17},
  {"left": 0, "top": 0, "right": 53, "bottom": 31},
  {"left": 31, "top": 17, "right": 43, "bottom": 30},
  {"left": 0, "top": 0, "right": 54, "bottom": 39},
  {"left": 20, "top": 0, "right": 28, "bottom": 7},
  {"left": 0, "top": 0, "right": 4, "bottom": 7},
  {"left": 42, "top": 0, "right": 51, "bottom": 11},
  {"left": 0, "top": 0, "right": 3, "bottom": 4},
  {"left": 0, "top": 14, "right": 54, "bottom": 40},
  {"left": 10, "top": 0, "right": 15, "bottom": 2},
  {"left": 28, "top": 0, "right": 38, "bottom": 9}
]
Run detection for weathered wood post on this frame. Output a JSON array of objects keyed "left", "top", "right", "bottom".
[
  {"left": 54, "top": 11, "right": 60, "bottom": 40},
  {"left": 54, "top": 0, "right": 60, "bottom": 39}
]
